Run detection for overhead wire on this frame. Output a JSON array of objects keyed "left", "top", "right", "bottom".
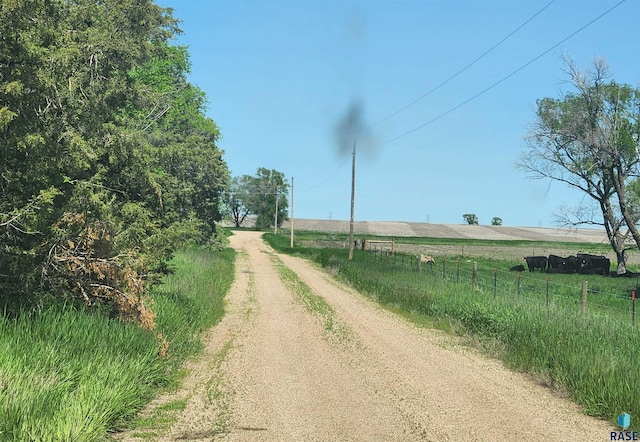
[
  {"left": 305, "top": 2, "right": 558, "bottom": 194},
  {"left": 380, "top": 0, "right": 627, "bottom": 147},
  {"left": 371, "top": 0, "right": 556, "bottom": 126},
  {"left": 301, "top": 0, "right": 626, "bottom": 201}
]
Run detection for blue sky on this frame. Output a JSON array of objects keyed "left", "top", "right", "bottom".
[{"left": 156, "top": 0, "right": 638, "bottom": 227}]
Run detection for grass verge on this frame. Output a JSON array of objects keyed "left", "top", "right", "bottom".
[
  {"left": 268, "top": 252, "right": 353, "bottom": 344},
  {"left": 0, "top": 246, "right": 234, "bottom": 441},
  {"left": 269, "top": 253, "right": 336, "bottom": 330}
]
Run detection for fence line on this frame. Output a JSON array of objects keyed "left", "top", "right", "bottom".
[{"left": 364, "top": 249, "right": 636, "bottom": 324}]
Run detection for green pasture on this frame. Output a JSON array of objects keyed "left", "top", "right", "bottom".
[
  {"left": 265, "top": 232, "right": 640, "bottom": 428},
  {"left": 0, "top": 247, "right": 234, "bottom": 441}
]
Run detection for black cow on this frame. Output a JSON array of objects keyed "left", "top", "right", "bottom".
[
  {"left": 577, "top": 253, "right": 611, "bottom": 276},
  {"left": 564, "top": 255, "right": 578, "bottom": 273},
  {"left": 509, "top": 264, "right": 525, "bottom": 272},
  {"left": 524, "top": 256, "right": 547, "bottom": 272},
  {"left": 547, "top": 254, "right": 579, "bottom": 273},
  {"left": 547, "top": 254, "right": 565, "bottom": 273},
  {"left": 589, "top": 256, "right": 610, "bottom": 276}
]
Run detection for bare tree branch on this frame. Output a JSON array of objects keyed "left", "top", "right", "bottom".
[{"left": 518, "top": 57, "right": 640, "bottom": 274}]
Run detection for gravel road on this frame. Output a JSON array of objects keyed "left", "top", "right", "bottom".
[{"left": 117, "top": 230, "right": 614, "bottom": 441}]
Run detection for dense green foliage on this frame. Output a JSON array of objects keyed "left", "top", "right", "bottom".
[
  {"left": 0, "top": 0, "right": 229, "bottom": 318},
  {"left": 223, "top": 175, "right": 253, "bottom": 227},
  {"left": 265, "top": 233, "right": 640, "bottom": 427},
  {"left": 0, "top": 246, "right": 234, "bottom": 441},
  {"left": 224, "top": 168, "right": 288, "bottom": 228}
]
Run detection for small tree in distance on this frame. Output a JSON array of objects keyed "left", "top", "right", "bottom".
[
  {"left": 223, "top": 176, "right": 253, "bottom": 227},
  {"left": 463, "top": 214, "right": 479, "bottom": 225},
  {"left": 491, "top": 217, "right": 502, "bottom": 226},
  {"left": 223, "top": 168, "right": 289, "bottom": 229},
  {"left": 247, "top": 168, "right": 289, "bottom": 230}
]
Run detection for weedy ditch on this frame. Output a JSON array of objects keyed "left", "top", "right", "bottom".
[
  {"left": 0, "top": 247, "right": 235, "bottom": 441},
  {"left": 264, "top": 232, "right": 640, "bottom": 428}
]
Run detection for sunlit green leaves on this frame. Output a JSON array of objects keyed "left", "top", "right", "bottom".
[{"left": 0, "top": 0, "right": 229, "bottom": 313}]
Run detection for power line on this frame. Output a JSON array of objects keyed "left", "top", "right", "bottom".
[
  {"left": 371, "top": 0, "right": 556, "bottom": 126},
  {"left": 306, "top": 2, "right": 555, "bottom": 194},
  {"left": 380, "top": 0, "right": 627, "bottom": 147}
]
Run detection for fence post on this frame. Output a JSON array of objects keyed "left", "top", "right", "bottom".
[
  {"left": 517, "top": 272, "right": 521, "bottom": 300},
  {"left": 633, "top": 291, "right": 636, "bottom": 326},
  {"left": 417, "top": 254, "right": 421, "bottom": 272},
  {"left": 545, "top": 275, "right": 549, "bottom": 310},
  {"left": 442, "top": 258, "right": 447, "bottom": 279},
  {"left": 456, "top": 259, "right": 460, "bottom": 283},
  {"left": 472, "top": 262, "right": 477, "bottom": 289},
  {"left": 493, "top": 268, "right": 497, "bottom": 298},
  {"left": 581, "top": 281, "right": 588, "bottom": 315}
]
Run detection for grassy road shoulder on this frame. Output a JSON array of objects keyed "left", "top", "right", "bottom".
[{"left": 0, "top": 247, "right": 234, "bottom": 441}]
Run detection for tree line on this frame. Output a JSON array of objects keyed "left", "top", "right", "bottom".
[
  {"left": 0, "top": 0, "right": 237, "bottom": 326},
  {"left": 462, "top": 214, "right": 502, "bottom": 226}
]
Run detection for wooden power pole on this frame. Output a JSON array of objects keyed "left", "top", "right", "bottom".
[
  {"left": 290, "top": 177, "right": 294, "bottom": 248},
  {"left": 274, "top": 193, "right": 279, "bottom": 234},
  {"left": 348, "top": 141, "right": 356, "bottom": 260}
]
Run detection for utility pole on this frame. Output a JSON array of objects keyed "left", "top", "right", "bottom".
[
  {"left": 290, "top": 177, "right": 294, "bottom": 248},
  {"left": 348, "top": 141, "right": 356, "bottom": 260},
  {"left": 274, "top": 193, "right": 279, "bottom": 234}
]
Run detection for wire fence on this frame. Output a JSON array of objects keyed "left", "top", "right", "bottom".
[{"left": 365, "top": 247, "right": 639, "bottom": 325}]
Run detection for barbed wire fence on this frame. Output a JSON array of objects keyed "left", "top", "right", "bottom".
[{"left": 363, "top": 244, "right": 639, "bottom": 325}]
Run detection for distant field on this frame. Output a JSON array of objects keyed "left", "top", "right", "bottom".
[
  {"left": 281, "top": 219, "right": 609, "bottom": 243},
  {"left": 277, "top": 219, "right": 640, "bottom": 267}
]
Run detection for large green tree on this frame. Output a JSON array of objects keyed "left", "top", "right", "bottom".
[
  {"left": 518, "top": 57, "right": 640, "bottom": 274},
  {"left": 248, "top": 168, "right": 289, "bottom": 230},
  {"left": 0, "top": 0, "right": 229, "bottom": 320},
  {"left": 223, "top": 175, "right": 253, "bottom": 227},
  {"left": 225, "top": 168, "right": 289, "bottom": 230}
]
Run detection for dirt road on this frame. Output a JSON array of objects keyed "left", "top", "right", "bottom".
[{"left": 119, "top": 230, "right": 614, "bottom": 441}]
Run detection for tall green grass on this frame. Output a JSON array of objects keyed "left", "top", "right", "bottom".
[
  {"left": 265, "top": 233, "right": 639, "bottom": 426},
  {"left": 152, "top": 248, "right": 234, "bottom": 368},
  {"left": 0, "top": 247, "right": 234, "bottom": 441}
]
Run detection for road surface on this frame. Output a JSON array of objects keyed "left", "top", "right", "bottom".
[{"left": 117, "top": 230, "right": 613, "bottom": 441}]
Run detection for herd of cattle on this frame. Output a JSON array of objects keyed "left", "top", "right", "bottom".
[
  {"left": 416, "top": 253, "right": 614, "bottom": 276},
  {"left": 512, "top": 254, "right": 611, "bottom": 276}
]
